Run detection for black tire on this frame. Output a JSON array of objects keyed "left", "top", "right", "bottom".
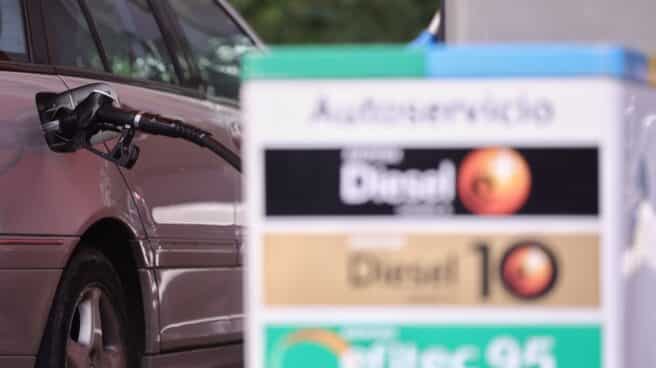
[{"left": 36, "top": 247, "right": 138, "bottom": 368}]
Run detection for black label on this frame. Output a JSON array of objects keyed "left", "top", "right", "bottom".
[{"left": 265, "top": 147, "right": 598, "bottom": 216}]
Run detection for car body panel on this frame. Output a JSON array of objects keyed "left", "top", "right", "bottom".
[
  {"left": 0, "top": 268, "right": 61, "bottom": 354},
  {"left": 0, "top": 70, "right": 147, "bottom": 357},
  {"left": 58, "top": 76, "right": 240, "bottom": 243},
  {"left": 0, "top": 71, "right": 142, "bottom": 238},
  {"left": 60, "top": 75, "right": 244, "bottom": 352},
  {"left": 158, "top": 268, "right": 243, "bottom": 351}
]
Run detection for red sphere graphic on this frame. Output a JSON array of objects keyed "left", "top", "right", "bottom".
[
  {"left": 500, "top": 242, "right": 558, "bottom": 299},
  {"left": 458, "top": 148, "right": 531, "bottom": 215}
]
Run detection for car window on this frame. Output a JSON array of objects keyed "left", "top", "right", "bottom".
[
  {"left": 166, "top": 0, "right": 255, "bottom": 100},
  {"left": 47, "top": 0, "right": 105, "bottom": 71},
  {"left": 85, "top": 0, "right": 178, "bottom": 84},
  {"left": 0, "top": 0, "right": 27, "bottom": 62}
]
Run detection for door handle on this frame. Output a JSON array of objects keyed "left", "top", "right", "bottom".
[{"left": 229, "top": 120, "right": 241, "bottom": 149}]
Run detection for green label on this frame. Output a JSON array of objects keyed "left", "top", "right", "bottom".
[
  {"left": 242, "top": 46, "right": 425, "bottom": 80},
  {"left": 265, "top": 324, "right": 601, "bottom": 368}
]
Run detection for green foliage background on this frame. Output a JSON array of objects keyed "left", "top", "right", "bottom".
[{"left": 230, "top": 0, "right": 439, "bottom": 44}]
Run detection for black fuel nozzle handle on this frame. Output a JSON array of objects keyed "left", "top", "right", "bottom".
[{"left": 42, "top": 91, "right": 117, "bottom": 151}]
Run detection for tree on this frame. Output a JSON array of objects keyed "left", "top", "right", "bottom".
[{"left": 231, "top": 0, "right": 440, "bottom": 44}]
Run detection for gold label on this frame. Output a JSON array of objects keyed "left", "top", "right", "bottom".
[{"left": 264, "top": 233, "right": 599, "bottom": 306}]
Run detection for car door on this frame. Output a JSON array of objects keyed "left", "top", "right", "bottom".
[
  {"left": 44, "top": 0, "right": 243, "bottom": 352},
  {"left": 161, "top": 0, "right": 260, "bottom": 266}
]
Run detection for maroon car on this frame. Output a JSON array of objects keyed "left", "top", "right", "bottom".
[{"left": 0, "top": 0, "right": 258, "bottom": 367}]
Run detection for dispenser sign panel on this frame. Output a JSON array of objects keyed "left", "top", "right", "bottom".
[
  {"left": 265, "top": 147, "right": 599, "bottom": 217},
  {"left": 265, "top": 325, "right": 602, "bottom": 368},
  {"left": 244, "top": 48, "right": 621, "bottom": 368},
  {"left": 263, "top": 233, "right": 600, "bottom": 307}
]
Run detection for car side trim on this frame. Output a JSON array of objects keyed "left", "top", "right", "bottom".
[
  {"left": 216, "top": 0, "right": 266, "bottom": 48},
  {"left": 0, "top": 236, "right": 77, "bottom": 269},
  {"left": 77, "top": 0, "right": 112, "bottom": 73},
  {"left": 0, "top": 356, "right": 35, "bottom": 368},
  {"left": 139, "top": 269, "right": 162, "bottom": 355},
  {"left": 142, "top": 343, "right": 242, "bottom": 368},
  {"left": 147, "top": 0, "right": 199, "bottom": 90},
  {"left": 154, "top": 244, "right": 237, "bottom": 268}
]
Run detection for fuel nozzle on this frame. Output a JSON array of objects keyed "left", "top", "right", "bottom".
[
  {"left": 36, "top": 85, "right": 141, "bottom": 168},
  {"left": 36, "top": 83, "right": 121, "bottom": 153},
  {"left": 36, "top": 82, "right": 239, "bottom": 171}
]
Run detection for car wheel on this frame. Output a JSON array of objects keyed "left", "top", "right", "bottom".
[{"left": 37, "top": 247, "right": 138, "bottom": 368}]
